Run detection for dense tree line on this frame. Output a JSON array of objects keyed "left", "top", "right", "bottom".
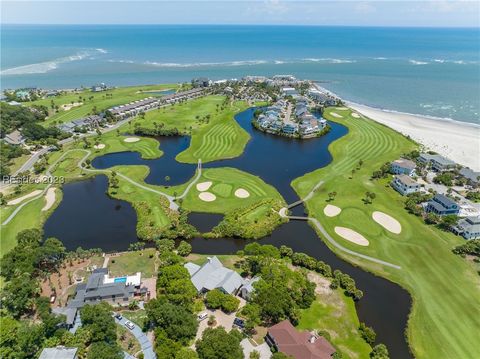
[
  {"left": 0, "top": 142, "right": 29, "bottom": 176},
  {"left": 452, "top": 239, "right": 480, "bottom": 259}
]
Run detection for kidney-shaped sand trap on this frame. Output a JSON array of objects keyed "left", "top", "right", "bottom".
[
  {"left": 234, "top": 188, "right": 250, "bottom": 198},
  {"left": 94, "top": 144, "right": 105, "bottom": 149},
  {"left": 7, "top": 190, "right": 43, "bottom": 206},
  {"left": 324, "top": 204, "right": 341, "bottom": 217},
  {"left": 124, "top": 137, "right": 140, "bottom": 143},
  {"left": 334, "top": 227, "right": 369, "bottom": 246},
  {"left": 372, "top": 211, "right": 402, "bottom": 234},
  {"left": 330, "top": 112, "right": 343, "bottom": 118},
  {"left": 352, "top": 113, "right": 360, "bottom": 118},
  {"left": 199, "top": 192, "right": 216, "bottom": 202},
  {"left": 196, "top": 181, "right": 212, "bottom": 192}
]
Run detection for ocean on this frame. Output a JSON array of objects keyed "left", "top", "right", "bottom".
[{"left": 1, "top": 25, "right": 479, "bottom": 124}]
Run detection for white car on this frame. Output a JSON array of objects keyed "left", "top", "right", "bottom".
[
  {"left": 125, "top": 320, "right": 135, "bottom": 330},
  {"left": 197, "top": 312, "right": 208, "bottom": 321}
]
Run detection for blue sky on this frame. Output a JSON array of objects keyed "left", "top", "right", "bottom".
[{"left": 2, "top": 1, "right": 479, "bottom": 27}]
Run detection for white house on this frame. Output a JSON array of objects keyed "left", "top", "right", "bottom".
[
  {"left": 391, "top": 175, "right": 420, "bottom": 196},
  {"left": 391, "top": 158, "right": 416, "bottom": 176}
]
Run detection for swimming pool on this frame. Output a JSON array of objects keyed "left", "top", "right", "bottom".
[{"left": 114, "top": 277, "right": 127, "bottom": 283}]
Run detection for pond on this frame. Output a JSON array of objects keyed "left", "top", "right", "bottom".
[{"left": 44, "top": 108, "right": 412, "bottom": 358}]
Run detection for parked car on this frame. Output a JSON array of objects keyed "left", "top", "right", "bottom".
[
  {"left": 198, "top": 312, "right": 208, "bottom": 321},
  {"left": 114, "top": 313, "right": 123, "bottom": 320},
  {"left": 125, "top": 320, "right": 135, "bottom": 330},
  {"left": 233, "top": 317, "right": 245, "bottom": 329}
]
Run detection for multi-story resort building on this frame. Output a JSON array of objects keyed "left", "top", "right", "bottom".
[{"left": 57, "top": 115, "right": 105, "bottom": 133}]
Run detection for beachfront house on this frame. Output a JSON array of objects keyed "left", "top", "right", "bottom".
[
  {"left": 192, "top": 77, "right": 211, "bottom": 87},
  {"left": 460, "top": 168, "right": 480, "bottom": 186},
  {"left": 39, "top": 347, "right": 78, "bottom": 359},
  {"left": 452, "top": 216, "right": 480, "bottom": 240},
  {"left": 391, "top": 158, "right": 416, "bottom": 176},
  {"left": 91, "top": 83, "right": 107, "bottom": 92},
  {"left": 3, "top": 130, "right": 25, "bottom": 145},
  {"left": 419, "top": 153, "right": 456, "bottom": 172},
  {"left": 184, "top": 256, "right": 244, "bottom": 295},
  {"left": 265, "top": 320, "right": 336, "bottom": 359},
  {"left": 391, "top": 175, "right": 421, "bottom": 196},
  {"left": 426, "top": 194, "right": 460, "bottom": 216}
]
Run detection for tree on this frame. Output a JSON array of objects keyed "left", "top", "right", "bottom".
[
  {"left": 271, "top": 353, "right": 293, "bottom": 359},
  {"left": 439, "top": 215, "right": 458, "bottom": 230},
  {"left": 176, "top": 348, "right": 199, "bottom": 359},
  {"left": 81, "top": 302, "right": 117, "bottom": 343},
  {"left": 154, "top": 330, "right": 182, "bottom": 359},
  {"left": 370, "top": 344, "right": 390, "bottom": 359},
  {"left": 359, "top": 322, "right": 376, "bottom": 345},
  {"left": 177, "top": 240, "right": 192, "bottom": 256},
  {"left": 145, "top": 299, "right": 198, "bottom": 344},
  {"left": 250, "top": 351, "right": 261, "bottom": 359},
  {"left": 221, "top": 294, "right": 240, "bottom": 313},
  {"left": 196, "top": 327, "right": 243, "bottom": 359},
  {"left": 87, "top": 342, "right": 123, "bottom": 359},
  {"left": 279, "top": 245, "right": 293, "bottom": 258},
  {"left": 110, "top": 171, "right": 119, "bottom": 188},
  {"left": 1, "top": 273, "right": 39, "bottom": 318},
  {"left": 36, "top": 237, "right": 66, "bottom": 272},
  {"left": 205, "top": 289, "right": 224, "bottom": 309}
]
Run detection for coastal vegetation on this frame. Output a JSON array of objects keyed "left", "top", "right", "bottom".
[{"left": 292, "top": 107, "right": 480, "bottom": 359}]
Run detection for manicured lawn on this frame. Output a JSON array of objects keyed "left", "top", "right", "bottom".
[
  {"left": 28, "top": 84, "right": 177, "bottom": 126},
  {"left": 108, "top": 249, "right": 157, "bottom": 278},
  {"left": 298, "top": 293, "right": 371, "bottom": 359},
  {"left": 181, "top": 167, "right": 285, "bottom": 214},
  {"left": 292, "top": 107, "right": 480, "bottom": 359},
  {"left": 121, "top": 309, "right": 148, "bottom": 329},
  {"left": 175, "top": 97, "right": 250, "bottom": 163}
]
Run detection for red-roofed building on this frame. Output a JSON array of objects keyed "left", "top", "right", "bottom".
[{"left": 266, "top": 320, "right": 336, "bottom": 359}]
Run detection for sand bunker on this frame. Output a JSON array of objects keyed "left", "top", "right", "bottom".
[
  {"left": 124, "top": 137, "right": 140, "bottom": 143},
  {"left": 7, "top": 190, "right": 43, "bottom": 205},
  {"left": 372, "top": 211, "right": 402, "bottom": 234},
  {"left": 42, "top": 188, "right": 56, "bottom": 211},
  {"left": 352, "top": 113, "right": 360, "bottom": 118},
  {"left": 196, "top": 181, "right": 212, "bottom": 191},
  {"left": 324, "top": 204, "right": 341, "bottom": 217},
  {"left": 330, "top": 112, "right": 343, "bottom": 118},
  {"left": 94, "top": 144, "right": 105, "bottom": 149},
  {"left": 234, "top": 188, "right": 250, "bottom": 198},
  {"left": 61, "top": 102, "right": 82, "bottom": 111},
  {"left": 334, "top": 227, "right": 369, "bottom": 246},
  {"left": 199, "top": 192, "right": 216, "bottom": 202}
]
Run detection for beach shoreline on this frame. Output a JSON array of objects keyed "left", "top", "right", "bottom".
[{"left": 347, "top": 102, "right": 480, "bottom": 171}]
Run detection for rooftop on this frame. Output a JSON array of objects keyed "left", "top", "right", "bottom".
[
  {"left": 268, "top": 320, "right": 335, "bottom": 359},
  {"left": 393, "top": 158, "right": 416, "bottom": 170},
  {"left": 395, "top": 174, "right": 418, "bottom": 186},
  {"left": 39, "top": 346, "right": 78, "bottom": 359}
]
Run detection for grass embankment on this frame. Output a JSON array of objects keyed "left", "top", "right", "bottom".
[
  {"left": 292, "top": 107, "right": 480, "bottom": 359},
  {"left": 298, "top": 293, "right": 371, "bottom": 359},
  {"left": 27, "top": 84, "right": 177, "bottom": 127},
  {"left": 108, "top": 249, "right": 157, "bottom": 278}
]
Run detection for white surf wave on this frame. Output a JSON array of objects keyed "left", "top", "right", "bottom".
[
  {"left": 1, "top": 48, "right": 107, "bottom": 75},
  {"left": 303, "top": 58, "right": 356, "bottom": 64},
  {"left": 409, "top": 59, "right": 429, "bottom": 65}
]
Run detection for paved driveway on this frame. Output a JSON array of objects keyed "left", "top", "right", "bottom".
[
  {"left": 241, "top": 339, "right": 272, "bottom": 359},
  {"left": 115, "top": 316, "right": 156, "bottom": 359}
]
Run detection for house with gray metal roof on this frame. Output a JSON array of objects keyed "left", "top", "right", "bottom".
[
  {"left": 39, "top": 346, "right": 78, "bottom": 359},
  {"left": 184, "top": 256, "right": 244, "bottom": 295},
  {"left": 426, "top": 194, "right": 460, "bottom": 216},
  {"left": 452, "top": 216, "right": 480, "bottom": 240},
  {"left": 460, "top": 168, "right": 480, "bottom": 185},
  {"left": 391, "top": 158, "right": 416, "bottom": 176},
  {"left": 239, "top": 276, "right": 260, "bottom": 300},
  {"left": 419, "top": 153, "right": 456, "bottom": 172}
]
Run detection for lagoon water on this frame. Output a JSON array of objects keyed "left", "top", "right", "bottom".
[
  {"left": 45, "top": 109, "right": 411, "bottom": 358},
  {"left": 2, "top": 25, "right": 479, "bottom": 124}
]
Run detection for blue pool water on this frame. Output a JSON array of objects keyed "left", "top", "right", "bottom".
[{"left": 114, "top": 277, "right": 127, "bottom": 283}]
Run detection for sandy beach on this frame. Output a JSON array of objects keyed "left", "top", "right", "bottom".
[{"left": 348, "top": 102, "right": 480, "bottom": 171}]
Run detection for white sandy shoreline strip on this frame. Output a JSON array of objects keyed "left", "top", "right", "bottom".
[{"left": 348, "top": 102, "right": 480, "bottom": 171}]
